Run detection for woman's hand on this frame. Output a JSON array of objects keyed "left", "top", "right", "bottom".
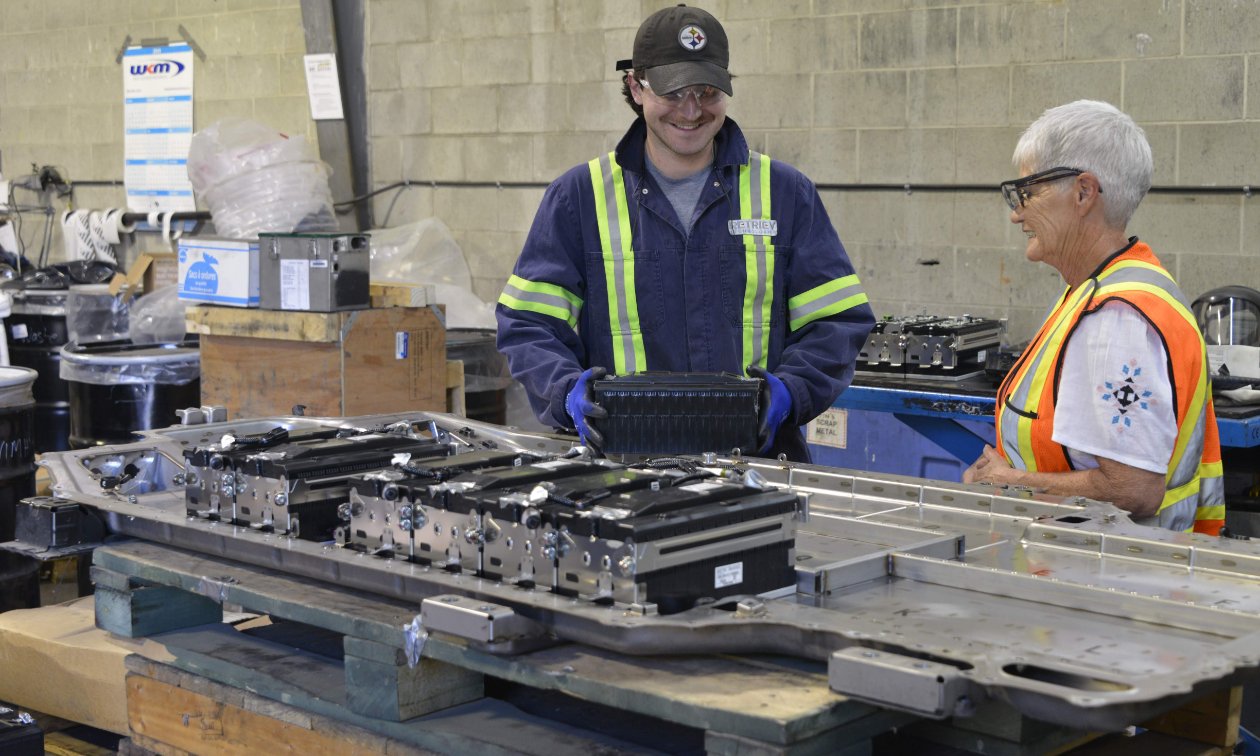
[{"left": 963, "top": 445, "right": 1018, "bottom": 485}]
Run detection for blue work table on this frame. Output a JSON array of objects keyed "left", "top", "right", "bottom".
[{"left": 829, "top": 373, "right": 1260, "bottom": 467}]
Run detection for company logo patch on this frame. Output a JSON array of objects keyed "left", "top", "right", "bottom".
[
  {"left": 129, "top": 59, "right": 186, "bottom": 77},
  {"left": 728, "top": 219, "right": 778, "bottom": 237},
  {"left": 679, "top": 25, "right": 706, "bottom": 51}
]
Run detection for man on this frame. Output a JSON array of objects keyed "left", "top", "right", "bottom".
[
  {"left": 964, "top": 100, "right": 1223, "bottom": 534},
  {"left": 496, "top": 5, "right": 874, "bottom": 461}
]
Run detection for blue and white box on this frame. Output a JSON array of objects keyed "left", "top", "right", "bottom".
[{"left": 178, "top": 238, "right": 260, "bottom": 307}]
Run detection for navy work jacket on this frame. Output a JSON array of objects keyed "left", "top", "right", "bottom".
[{"left": 495, "top": 117, "right": 875, "bottom": 461}]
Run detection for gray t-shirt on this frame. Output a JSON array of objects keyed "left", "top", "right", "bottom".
[{"left": 645, "top": 154, "right": 710, "bottom": 238}]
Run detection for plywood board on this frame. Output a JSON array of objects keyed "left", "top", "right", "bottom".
[{"left": 185, "top": 306, "right": 344, "bottom": 343}]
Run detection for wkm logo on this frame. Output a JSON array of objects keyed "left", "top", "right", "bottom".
[{"left": 130, "top": 59, "right": 186, "bottom": 77}]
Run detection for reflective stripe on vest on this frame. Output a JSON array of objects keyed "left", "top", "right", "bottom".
[
  {"left": 788, "top": 274, "right": 868, "bottom": 331},
  {"left": 498, "top": 274, "right": 583, "bottom": 329},
  {"left": 739, "top": 151, "right": 775, "bottom": 371},
  {"left": 994, "top": 243, "right": 1223, "bottom": 533},
  {"left": 588, "top": 152, "right": 647, "bottom": 375}
]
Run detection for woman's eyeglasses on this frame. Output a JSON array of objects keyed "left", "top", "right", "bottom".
[{"left": 1000, "top": 167, "right": 1101, "bottom": 210}]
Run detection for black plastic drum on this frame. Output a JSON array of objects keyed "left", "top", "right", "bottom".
[
  {"left": 5, "top": 289, "right": 70, "bottom": 452},
  {"left": 0, "top": 366, "right": 38, "bottom": 543},
  {"left": 61, "top": 340, "right": 200, "bottom": 449}
]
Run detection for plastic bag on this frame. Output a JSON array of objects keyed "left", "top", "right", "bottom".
[
  {"left": 129, "top": 285, "right": 188, "bottom": 344},
  {"left": 370, "top": 218, "right": 472, "bottom": 289},
  {"left": 60, "top": 343, "right": 200, "bottom": 386},
  {"left": 67, "top": 284, "right": 129, "bottom": 344},
  {"left": 187, "top": 118, "right": 337, "bottom": 240},
  {"left": 447, "top": 329, "right": 512, "bottom": 392}
]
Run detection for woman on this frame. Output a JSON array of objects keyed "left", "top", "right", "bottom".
[{"left": 963, "top": 100, "right": 1223, "bottom": 535}]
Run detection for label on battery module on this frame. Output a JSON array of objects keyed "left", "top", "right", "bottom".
[
  {"left": 715, "top": 561, "right": 743, "bottom": 588},
  {"left": 10, "top": 324, "right": 27, "bottom": 339},
  {"left": 680, "top": 482, "right": 723, "bottom": 493},
  {"left": 280, "top": 259, "right": 311, "bottom": 310}
]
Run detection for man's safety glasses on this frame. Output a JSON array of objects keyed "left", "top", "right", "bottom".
[
  {"left": 638, "top": 80, "right": 726, "bottom": 108},
  {"left": 1000, "top": 167, "right": 1101, "bottom": 211}
]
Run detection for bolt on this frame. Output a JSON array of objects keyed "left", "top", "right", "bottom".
[
  {"left": 399, "top": 505, "right": 412, "bottom": 520},
  {"left": 172, "top": 473, "right": 186, "bottom": 486},
  {"left": 399, "top": 519, "right": 412, "bottom": 530},
  {"left": 129, "top": 495, "right": 137, "bottom": 503},
  {"left": 541, "top": 545, "right": 557, "bottom": 560},
  {"left": 337, "top": 503, "right": 352, "bottom": 521},
  {"left": 274, "top": 493, "right": 287, "bottom": 506},
  {"left": 383, "top": 484, "right": 399, "bottom": 501},
  {"left": 618, "top": 555, "right": 635, "bottom": 575},
  {"left": 541, "top": 531, "right": 558, "bottom": 547}
]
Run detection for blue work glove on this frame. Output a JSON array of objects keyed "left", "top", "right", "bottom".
[
  {"left": 747, "top": 365, "right": 791, "bottom": 455},
  {"left": 565, "top": 367, "right": 609, "bottom": 452}
]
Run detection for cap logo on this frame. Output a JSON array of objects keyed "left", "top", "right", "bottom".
[{"left": 679, "top": 25, "right": 707, "bottom": 51}]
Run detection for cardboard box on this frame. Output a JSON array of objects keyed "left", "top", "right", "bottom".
[
  {"left": 108, "top": 252, "right": 180, "bottom": 303},
  {"left": 177, "top": 238, "right": 259, "bottom": 307}
]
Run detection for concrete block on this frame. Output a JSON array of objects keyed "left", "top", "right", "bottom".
[
  {"left": 815, "top": 70, "right": 907, "bottom": 128},
  {"left": 604, "top": 28, "right": 638, "bottom": 80},
  {"left": 722, "top": 74, "right": 811, "bottom": 129},
  {"left": 178, "top": 0, "right": 228, "bottom": 15},
  {"left": 769, "top": 16, "right": 858, "bottom": 73},
  {"left": 1143, "top": 124, "right": 1176, "bottom": 185},
  {"left": 557, "top": 0, "right": 640, "bottom": 31},
  {"left": 402, "top": 135, "right": 466, "bottom": 182},
  {"left": 724, "top": 20, "right": 769, "bottom": 76},
  {"left": 29, "top": 106, "right": 71, "bottom": 144},
  {"left": 399, "top": 41, "right": 463, "bottom": 89},
  {"left": 955, "top": 192, "right": 1015, "bottom": 248},
  {"left": 371, "top": 184, "right": 434, "bottom": 228},
  {"left": 130, "top": 0, "right": 177, "bottom": 21},
  {"left": 371, "top": 137, "right": 404, "bottom": 184},
  {"left": 532, "top": 32, "right": 604, "bottom": 84},
  {"left": 861, "top": 8, "right": 957, "bottom": 69},
  {"left": 1185, "top": 0, "right": 1260, "bottom": 56},
  {"left": 1177, "top": 253, "right": 1260, "bottom": 300},
  {"left": 856, "top": 243, "right": 956, "bottom": 306},
  {"left": 954, "top": 127, "right": 1024, "bottom": 183},
  {"left": 725, "top": 0, "right": 809, "bottom": 19},
  {"left": 3, "top": 0, "right": 42, "bottom": 32},
  {"left": 822, "top": 191, "right": 955, "bottom": 246},
  {"left": 741, "top": 130, "right": 769, "bottom": 155},
  {"left": 253, "top": 8, "right": 306, "bottom": 55},
  {"left": 463, "top": 230, "right": 528, "bottom": 279},
  {"left": 505, "top": 0, "right": 557, "bottom": 36},
  {"left": 959, "top": 3, "right": 1066, "bottom": 66},
  {"left": 371, "top": 90, "right": 431, "bottom": 137},
  {"left": 640, "top": 0, "right": 726, "bottom": 18},
  {"left": 194, "top": 98, "right": 254, "bottom": 132},
  {"left": 253, "top": 96, "right": 313, "bottom": 141},
  {"left": 1130, "top": 195, "right": 1242, "bottom": 256},
  {"left": 498, "top": 187, "right": 547, "bottom": 233},
  {"left": 1125, "top": 57, "right": 1244, "bottom": 123},
  {"left": 1010, "top": 62, "right": 1121, "bottom": 124},
  {"left": 1066, "top": 0, "right": 1180, "bottom": 60},
  {"left": 956, "top": 247, "right": 1063, "bottom": 308},
  {"left": 434, "top": 186, "right": 500, "bottom": 230},
  {"left": 858, "top": 128, "right": 956, "bottom": 183},
  {"left": 209, "top": 12, "right": 259, "bottom": 57},
  {"left": 1244, "top": 201, "right": 1260, "bottom": 256},
  {"left": 909, "top": 66, "right": 1008, "bottom": 127},
  {"left": 464, "top": 135, "right": 535, "bottom": 182},
  {"left": 226, "top": 0, "right": 283, "bottom": 9},
  {"left": 532, "top": 133, "right": 606, "bottom": 182},
  {"left": 765, "top": 129, "right": 857, "bottom": 183},
  {"left": 498, "top": 83, "right": 570, "bottom": 133},
  {"left": 1179, "top": 123, "right": 1260, "bottom": 185},
  {"left": 370, "top": 0, "right": 430, "bottom": 45},
  {"left": 819, "top": 0, "right": 907, "bottom": 13},
  {"left": 45, "top": 0, "right": 82, "bottom": 30},
  {"left": 227, "top": 55, "right": 282, "bottom": 99},
  {"left": 431, "top": 86, "right": 498, "bottom": 134},
  {"left": 568, "top": 80, "right": 633, "bottom": 132},
  {"left": 277, "top": 53, "right": 309, "bottom": 96},
  {"left": 429, "top": 0, "right": 496, "bottom": 40},
  {"left": 462, "top": 36, "right": 531, "bottom": 86}
]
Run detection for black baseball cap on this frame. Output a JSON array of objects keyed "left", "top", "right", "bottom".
[{"left": 616, "top": 5, "right": 731, "bottom": 96}]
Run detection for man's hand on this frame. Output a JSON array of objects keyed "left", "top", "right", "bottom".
[{"left": 564, "top": 367, "right": 609, "bottom": 452}]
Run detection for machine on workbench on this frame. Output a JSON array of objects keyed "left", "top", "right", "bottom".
[{"left": 860, "top": 314, "right": 1005, "bottom": 379}]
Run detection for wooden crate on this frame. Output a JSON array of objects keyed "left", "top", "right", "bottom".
[{"left": 186, "top": 305, "right": 446, "bottom": 419}]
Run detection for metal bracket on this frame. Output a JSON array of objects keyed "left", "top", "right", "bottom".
[
  {"left": 830, "top": 646, "right": 971, "bottom": 719},
  {"left": 178, "top": 26, "right": 207, "bottom": 61},
  {"left": 428, "top": 304, "right": 447, "bottom": 328},
  {"left": 420, "top": 594, "right": 545, "bottom": 649},
  {"left": 114, "top": 35, "right": 133, "bottom": 64},
  {"left": 339, "top": 311, "right": 362, "bottom": 343}
]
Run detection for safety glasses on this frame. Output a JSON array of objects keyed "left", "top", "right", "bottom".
[
  {"left": 638, "top": 80, "right": 726, "bottom": 108},
  {"left": 1000, "top": 167, "right": 1101, "bottom": 210}
]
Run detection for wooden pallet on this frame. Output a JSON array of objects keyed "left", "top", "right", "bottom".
[{"left": 91, "top": 540, "right": 911, "bottom": 756}]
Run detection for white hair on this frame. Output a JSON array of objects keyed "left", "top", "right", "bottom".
[{"left": 1012, "top": 100, "right": 1153, "bottom": 229}]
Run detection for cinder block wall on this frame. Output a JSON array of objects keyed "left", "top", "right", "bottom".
[
  {"left": 368, "top": 0, "right": 1260, "bottom": 341},
  {"left": 0, "top": 0, "right": 315, "bottom": 261}
]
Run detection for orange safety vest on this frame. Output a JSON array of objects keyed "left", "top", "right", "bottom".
[{"left": 995, "top": 240, "right": 1225, "bottom": 535}]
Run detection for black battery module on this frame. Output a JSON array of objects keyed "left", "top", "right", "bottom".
[{"left": 592, "top": 372, "right": 762, "bottom": 455}]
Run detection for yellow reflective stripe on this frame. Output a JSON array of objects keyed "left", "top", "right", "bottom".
[
  {"left": 498, "top": 275, "right": 583, "bottom": 328},
  {"left": 1200, "top": 460, "right": 1224, "bottom": 478},
  {"left": 788, "top": 275, "right": 868, "bottom": 330},
  {"left": 1196, "top": 505, "right": 1226, "bottom": 520},
  {"left": 1016, "top": 286, "right": 1093, "bottom": 471},
  {"left": 588, "top": 153, "right": 647, "bottom": 375},
  {"left": 1098, "top": 259, "right": 1177, "bottom": 284},
  {"left": 1160, "top": 475, "right": 1200, "bottom": 513},
  {"left": 1094, "top": 281, "right": 1197, "bottom": 332},
  {"left": 738, "top": 152, "right": 774, "bottom": 371}
]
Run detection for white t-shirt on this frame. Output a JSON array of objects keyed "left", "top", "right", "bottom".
[{"left": 1051, "top": 301, "right": 1178, "bottom": 474}]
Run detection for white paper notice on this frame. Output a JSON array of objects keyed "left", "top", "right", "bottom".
[
  {"left": 123, "top": 43, "right": 196, "bottom": 213},
  {"left": 714, "top": 562, "right": 744, "bottom": 589},
  {"left": 280, "top": 259, "right": 311, "bottom": 311},
  {"left": 303, "top": 53, "right": 345, "bottom": 120},
  {"left": 806, "top": 408, "right": 848, "bottom": 449}
]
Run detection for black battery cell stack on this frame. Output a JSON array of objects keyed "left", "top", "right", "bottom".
[
  {"left": 0, "top": 711, "right": 43, "bottom": 756},
  {"left": 592, "top": 372, "right": 762, "bottom": 455}
]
